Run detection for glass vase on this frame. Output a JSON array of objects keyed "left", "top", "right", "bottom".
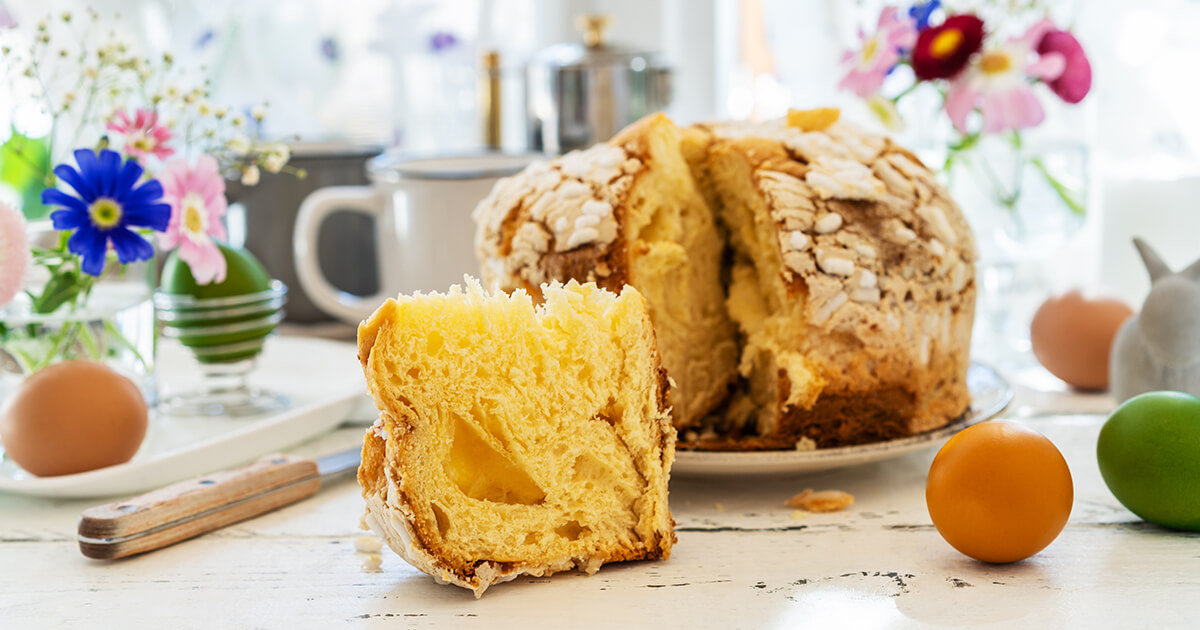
[
  {"left": 919, "top": 136, "right": 1089, "bottom": 368},
  {"left": 0, "top": 223, "right": 157, "bottom": 406}
]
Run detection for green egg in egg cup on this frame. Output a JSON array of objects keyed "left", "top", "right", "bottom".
[{"left": 155, "top": 245, "right": 290, "bottom": 417}]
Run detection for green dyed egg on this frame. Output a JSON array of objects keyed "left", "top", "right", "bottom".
[
  {"left": 159, "top": 246, "right": 279, "bottom": 363},
  {"left": 161, "top": 245, "right": 271, "bottom": 299},
  {"left": 1097, "top": 391, "right": 1200, "bottom": 530}
]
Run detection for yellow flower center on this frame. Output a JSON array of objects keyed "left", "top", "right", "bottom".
[
  {"left": 133, "top": 136, "right": 154, "bottom": 151},
  {"left": 980, "top": 50, "right": 1012, "bottom": 75},
  {"left": 89, "top": 198, "right": 122, "bottom": 229},
  {"left": 181, "top": 193, "right": 207, "bottom": 235},
  {"left": 862, "top": 37, "right": 879, "bottom": 63},
  {"left": 930, "top": 29, "right": 963, "bottom": 59}
]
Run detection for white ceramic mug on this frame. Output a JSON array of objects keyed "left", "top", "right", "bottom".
[{"left": 293, "top": 153, "right": 536, "bottom": 324}]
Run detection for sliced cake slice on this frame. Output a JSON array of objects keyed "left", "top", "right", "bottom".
[{"left": 357, "top": 278, "right": 676, "bottom": 597}]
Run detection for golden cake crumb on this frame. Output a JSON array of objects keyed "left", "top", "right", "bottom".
[
  {"left": 786, "top": 107, "right": 840, "bottom": 132},
  {"left": 785, "top": 489, "right": 855, "bottom": 513},
  {"left": 356, "top": 278, "right": 676, "bottom": 597}
]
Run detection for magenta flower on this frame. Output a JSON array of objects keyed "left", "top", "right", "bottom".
[
  {"left": 0, "top": 201, "right": 28, "bottom": 309},
  {"left": 158, "top": 155, "right": 229, "bottom": 285},
  {"left": 107, "top": 109, "right": 175, "bottom": 161},
  {"left": 944, "top": 19, "right": 1066, "bottom": 135},
  {"left": 1037, "top": 29, "right": 1091, "bottom": 104},
  {"left": 838, "top": 7, "right": 918, "bottom": 98}
]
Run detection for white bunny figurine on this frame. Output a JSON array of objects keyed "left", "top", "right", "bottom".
[{"left": 1110, "top": 238, "right": 1200, "bottom": 403}]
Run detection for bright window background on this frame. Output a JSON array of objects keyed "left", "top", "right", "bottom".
[{"left": 2, "top": 0, "right": 1195, "bottom": 300}]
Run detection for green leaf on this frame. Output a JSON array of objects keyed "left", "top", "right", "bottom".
[
  {"left": 31, "top": 269, "right": 84, "bottom": 314},
  {"left": 0, "top": 130, "right": 52, "bottom": 219},
  {"left": 948, "top": 132, "right": 981, "bottom": 153}
]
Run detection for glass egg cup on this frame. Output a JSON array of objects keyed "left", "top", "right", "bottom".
[{"left": 154, "top": 281, "right": 291, "bottom": 417}]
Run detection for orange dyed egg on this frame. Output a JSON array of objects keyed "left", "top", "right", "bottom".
[{"left": 926, "top": 420, "right": 1073, "bottom": 563}]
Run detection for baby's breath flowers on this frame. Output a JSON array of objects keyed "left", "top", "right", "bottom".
[
  {"left": 0, "top": 10, "right": 301, "bottom": 301},
  {"left": 1, "top": 11, "right": 296, "bottom": 198},
  {"left": 259, "top": 144, "right": 290, "bottom": 174},
  {"left": 240, "top": 164, "right": 260, "bottom": 186}
]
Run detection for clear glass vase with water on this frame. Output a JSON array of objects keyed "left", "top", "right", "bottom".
[{"left": 0, "top": 240, "right": 156, "bottom": 405}]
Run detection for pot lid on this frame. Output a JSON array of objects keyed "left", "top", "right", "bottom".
[
  {"left": 287, "top": 139, "right": 386, "bottom": 159},
  {"left": 529, "top": 14, "right": 670, "bottom": 70},
  {"left": 367, "top": 151, "right": 538, "bottom": 182}
]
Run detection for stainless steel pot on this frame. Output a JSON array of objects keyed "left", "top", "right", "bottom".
[{"left": 526, "top": 14, "right": 673, "bottom": 154}]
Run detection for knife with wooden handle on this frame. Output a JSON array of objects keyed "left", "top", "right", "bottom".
[{"left": 78, "top": 448, "right": 361, "bottom": 560}]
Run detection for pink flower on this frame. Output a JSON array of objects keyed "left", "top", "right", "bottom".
[
  {"left": 107, "top": 109, "right": 175, "bottom": 161},
  {"left": 1037, "top": 29, "right": 1091, "bottom": 104},
  {"left": 944, "top": 19, "right": 1066, "bottom": 135},
  {"left": 0, "top": 201, "right": 28, "bottom": 309},
  {"left": 838, "top": 7, "right": 918, "bottom": 98},
  {"left": 159, "top": 156, "right": 228, "bottom": 285}
]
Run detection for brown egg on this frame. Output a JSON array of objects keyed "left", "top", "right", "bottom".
[
  {"left": 0, "top": 360, "right": 148, "bottom": 476},
  {"left": 1030, "top": 291, "right": 1134, "bottom": 391}
]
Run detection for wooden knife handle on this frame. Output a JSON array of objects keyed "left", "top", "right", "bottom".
[{"left": 78, "top": 453, "right": 320, "bottom": 560}]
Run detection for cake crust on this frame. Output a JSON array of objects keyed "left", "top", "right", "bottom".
[
  {"left": 474, "top": 113, "right": 976, "bottom": 451},
  {"left": 687, "top": 118, "right": 975, "bottom": 448}
]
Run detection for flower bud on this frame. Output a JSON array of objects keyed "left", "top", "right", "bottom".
[{"left": 241, "top": 164, "right": 260, "bottom": 186}]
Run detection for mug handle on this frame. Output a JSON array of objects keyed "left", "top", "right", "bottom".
[{"left": 293, "top": 186, "right": 388, "bottom": 324}]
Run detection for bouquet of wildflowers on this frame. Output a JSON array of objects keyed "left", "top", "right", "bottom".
[
  {"left": 839, "top": 1, "right": 1091, "bottom": 215},
  {"left": 0, "top": 11, "right": 298, "bottom": 373}
]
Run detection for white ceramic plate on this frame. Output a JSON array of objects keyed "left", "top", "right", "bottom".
[
  {"left": 0, "top": 336, "right": 373, "bottom": 498},
  {"left": 673, "top": 363, "right": 1013, "bottom": 477}
]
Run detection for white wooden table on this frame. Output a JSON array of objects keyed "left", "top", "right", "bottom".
[{"left": 2, "top": 365, "right": 1198, "bottom": 629}]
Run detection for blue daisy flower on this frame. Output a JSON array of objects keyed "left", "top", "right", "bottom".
[{"left": 40, "top": 148, "right": 172, "bottom": 276}]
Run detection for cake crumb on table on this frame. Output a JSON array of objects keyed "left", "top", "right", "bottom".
[
  {"left": 354, "top": 534, "right": 383, "bottom": 553},
  {"left": 361, "top": 554, "right": 383, "bottom": 573},
  {"left": 785, "top": 489, "right": 855, "bottom": 513}
]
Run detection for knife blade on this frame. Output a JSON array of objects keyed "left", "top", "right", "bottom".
[{"left": 77, "top": 447, "right": 361, "bottom": 560}]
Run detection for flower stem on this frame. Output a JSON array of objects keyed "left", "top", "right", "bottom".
[
  {"left": 103, "top": 318, "right": 148, "bottom": 370},
  {"left": 1031, "top": 157, "right": 1086, "bottom": 215},
  {"left": 890, "top": 80, "right": 920, "bottom": 103}
]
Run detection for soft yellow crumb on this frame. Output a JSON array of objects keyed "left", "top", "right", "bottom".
[
  {"left": 790, "top": 509, "right": 807, "bottom": 521},
  {"left": 714, "top": 502, "right": 726, "bottom": 512},
  {"left": 361, "top": 554, "right": 383, "bottom": 572},
  {"left": 786, "top": 107, "right": 840, "bottom": 132},
  {"left": 785, "top": 488, "right": 854, "bottom": 513}
]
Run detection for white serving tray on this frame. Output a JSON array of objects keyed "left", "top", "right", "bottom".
[{"left": 0, "top": 336, "right": 373, "bottom": 498}]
